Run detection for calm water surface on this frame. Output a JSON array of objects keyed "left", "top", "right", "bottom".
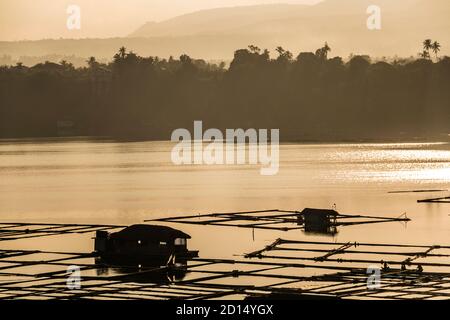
[{"left": 0, "top": 139, "right": 449, "bottom": 265}]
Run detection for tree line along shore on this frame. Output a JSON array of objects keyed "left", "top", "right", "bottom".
[{"left": 0, "top": 42, "right": 449, "bottom": 141}]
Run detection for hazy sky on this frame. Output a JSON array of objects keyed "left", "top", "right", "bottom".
[{"left": 0, "top": 0, "right": 322, "bottom": 41}]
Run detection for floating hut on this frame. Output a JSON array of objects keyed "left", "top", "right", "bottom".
[
  {"left": 94, "top": 224, "right": 198, "bottom": 266},
  {"left": 299, "top": 208, "right": 338, "bottom": 234}
]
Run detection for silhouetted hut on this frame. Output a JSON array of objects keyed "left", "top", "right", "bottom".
[
  {"left": 95, "top": 224, "right": 196, "bottom": 263},
  {"left": 300, "top": 208, "right": 338, "bottom": 234}
]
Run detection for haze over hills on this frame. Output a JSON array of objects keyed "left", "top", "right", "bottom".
[
  {"left": 1, "top": 0, "right": 449, "bottom": 64},
  {"left": 130, "top": 0, "right": 417, "bottom": 37},
  {"left": 130, "top": 0, "right": 449, "bottom": 56},
  {"left": 130, "top": 4, "right": 312, "bottom": 37}
]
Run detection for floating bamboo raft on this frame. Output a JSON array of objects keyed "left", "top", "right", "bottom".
[
  {"left": 0, "top": 220, "right": 449, "bottom": 300},
  {"left": 417, "top": 196, "right": 450, "bottom": 203},
  {"left": 1, "top": 241, "right": 450, "bottom": 300},
  {"left": 245, "top": 238, "right": 450, "bottom": 268},
  {"left": 0, "top": 222, "right": 124, "bottom": 241},
  {"left": 146, "top": 208, "right": 410, "bottom": 233},
  {"left": 388, "top": 189, "right": 447, "bottom": 194}
]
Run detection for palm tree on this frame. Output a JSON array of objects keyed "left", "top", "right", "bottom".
[
  {"left": 323, "top": 42, "right": 331, "bottom": 59},
  {"left": 315, "top": 42, "right": 331, "bottom": 60},
  {"left": 431, "top": 41, "right": 441, "bottom": 59},
  {"left": 419, "top": 50, "right": 430, "bottom": 60},
  {"left": 118, "top": 46, "right": 127, "bottom": 59},
  {"left": 423, "top": 39, "right": 432, "bottom": 57},
  {"left": 113, "top": 47, "right": 128, "bottom": 64},
  {"left": 276, "top": 46, "right": 285, "bottom": 56},
  {"left": 60, "top": 59, "right": 74, "bottom": 71},
  {"left": 86, "top": 56, "right": 98, "bottom": 69}
]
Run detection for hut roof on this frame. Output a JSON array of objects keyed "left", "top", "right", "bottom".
[
  {"left": 301, "top": 208, "right": 338, "bottom": 216},
  {"left": 110, "top": 224, "right": 191, "bottom": 241}
]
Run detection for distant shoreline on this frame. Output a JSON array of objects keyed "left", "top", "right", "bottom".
[{"left": 0, "top": 135, "right": 448, "bottom": 145}]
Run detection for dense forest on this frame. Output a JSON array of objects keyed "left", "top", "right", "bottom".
[{"left": 1, "top": 43, "right": 449, "bottom": 141}]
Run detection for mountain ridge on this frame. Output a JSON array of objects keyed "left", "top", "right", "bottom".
[{"left": 0, "top": 0, "right": 449, "bottom": 62}]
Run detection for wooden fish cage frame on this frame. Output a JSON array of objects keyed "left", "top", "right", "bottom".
[
  {"left": 1, "top": 248, "right": 450, "bottom": 300},
  {"left": 417, "top": 196, "right": 450, "bottom": 204},
  {"left": 146, "top": 208, "right": 410, "bottom": 233},
  {"left": 0, "top": 234, "right": 450, "bottom": 299},
  {"left": 0, "top": 219, "right": 449, "bottom": 300},
  {"left": 0, "top": 222, "right": 124, "bottom": 241},
  {"left": 245, "top": 238, "right": 450, "bottom": 268}
]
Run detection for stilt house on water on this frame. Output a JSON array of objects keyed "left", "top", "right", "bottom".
[
  {"left": 94, "top": 224, "right": 198, "bottom": 265},
  {"left": 298, "top": 208, "right": 338, "bottom": 234}
]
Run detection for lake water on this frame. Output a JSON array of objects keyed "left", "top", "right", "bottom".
[{"left": 0, "top": 138, "right": 449, "bottom": 271}]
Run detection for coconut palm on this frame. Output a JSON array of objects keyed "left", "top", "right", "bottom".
[
  {"left": 119, "top": 47, "right": 127, "bottom": 59},
  {"left": 419, "top": 50, "right": 430, "bottom": 60},
  {"left": 86, "top": 56, "right": 99, "bottom": 69},
  {"left": 113, "top": 47, "right": 128, "bottom": 64},
  {"left": 431, "top": 41, "right": 441, "bottom": 59},
  {"left": 315, "top": 42, "right": 331, "bottom": 60},
  {"left": 59, "top": 59, "right": 74, "bottom": 71},
  {"left": 323, "top": 42, "right": 331, "bottom": 58},
  {"left": 276, "top": 46, "right": 285, "bottom": 56},
  {"left": 423, "top": 39, "right": 432, "bottom": 57}
]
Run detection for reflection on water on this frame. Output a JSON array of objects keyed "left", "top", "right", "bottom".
[
  {"left": 0, "top": 139, "right": 449, "bottom": 267},
  {"left": 94, "top": 258, "right": 188, "bottom": 283}
]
